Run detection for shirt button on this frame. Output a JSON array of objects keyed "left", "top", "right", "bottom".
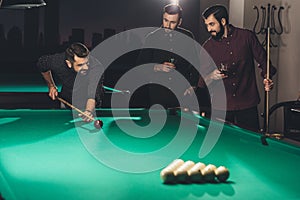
[
  {"left": 230, "top": 52, "right": 233, "bottom": 55},
  {"left": 232, "top": 62, "right": 235, "bottom": 65},
  {"left": 227, "top": 42, "right": 230, "bottom": 45},
  {"left": 168, "top": 77, "right": 172, "bottom": 80},
  {"left": 233, "top": 83, "right": 236, "bottom": 86},
  {"left": 233, "top": 94, "right": 236, "bottom": 97}
]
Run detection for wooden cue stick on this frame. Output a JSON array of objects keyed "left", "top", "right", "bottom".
[
  {"left": 57, "top": 97, "right": 94, "bottom": 121},
  {"left": 266, "top": 28, "right": 270, "bottom": 80},
  {"left": 265, "top": 26, "right": 271, "bottom": 133}
]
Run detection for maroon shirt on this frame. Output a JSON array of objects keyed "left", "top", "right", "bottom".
[{"left": 198, "top": 25, "right": 276, "bottom": 111}]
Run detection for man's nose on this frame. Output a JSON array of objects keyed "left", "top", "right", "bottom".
[
  {"left": 166, "top": 22, "right": 171, "bottom": 28},
  {"left": 82, "top": 63, "right": 89, "bottom": 70}
]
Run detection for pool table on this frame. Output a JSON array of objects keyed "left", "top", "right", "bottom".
[
  {"left": 0, "top": 73, "right": 62, "bottom": 109},
  {"left": 0, "top": 73, "right": 128, "bottom": 109},
  {"left": 0, "top": 108, "right": 300, "bottom": 200}
]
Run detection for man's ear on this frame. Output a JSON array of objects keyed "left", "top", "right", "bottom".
[
  {"left": 178, "top": 18, "right": 182, "bottom": 26},
  {"left": 221, "top": 18, "right": 226, "bottom": 26},
  {"left": 65, "top": 60, "right": 72, "bottom": 68}
]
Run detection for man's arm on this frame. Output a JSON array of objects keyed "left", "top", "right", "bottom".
[
  {"left": 249, "top": 31, "right": 277, "bottom": 92},
  {"left": 41, "top": 71, "right": 58, "bottom": 100},
  {"left": 85, "top": 98, "right": 96, "bottom": 112},
  {"left": 198, "top": 69, "right": 225, "bottom": 86},
  {"left": 78, "top": 98, "right": 96, "bottom": 122},
  {"left": 81, "top": 56, "right": 104, "bottom": 122},
  {"left": 197, "top": 45, "right": 223, "bottom": 89},
  {"left": 137, "top": 30, "right": 174, "bottom": 74},
  {"left": 37, "top": 54, "right": 60, "bottom": 100},
  {"left": 251, "top": 32, "right": 276, "bottom": 76}
]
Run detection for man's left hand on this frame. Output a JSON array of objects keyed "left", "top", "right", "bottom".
[
  {"left": 263, "top": 78, "right": 274, "bottom": 92},
  {"left": 79, "top": 110, "right": 94, "bottom": 122},
  {"left": 184, "top": 86, "right": 196, "bottom": 96}
]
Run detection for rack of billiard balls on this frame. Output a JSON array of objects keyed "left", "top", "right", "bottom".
[{"left": 160, "top": 159, "right": 230, "bottom": 184}]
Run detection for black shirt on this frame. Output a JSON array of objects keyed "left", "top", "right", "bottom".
[
  {"left": 137, "top": 27, "right": 199, "bottom": 108},
  {"left": 37, "top": 53, "right": 104, "bottom": 109}
]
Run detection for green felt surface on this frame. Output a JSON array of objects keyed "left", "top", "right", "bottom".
[
  {"left": 0, "top": 73, "right": 62, "bottom": 92},
  {"left": 0, "top": 109, "right": 300, "bottom": 200}
]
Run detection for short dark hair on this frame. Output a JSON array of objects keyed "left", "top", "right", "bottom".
[
  {"left": 202, "top": 5, "right": 229, "bottom": 25},
  {"left": 163, "top": 4, "right": 182, "bottom": 19},
  {"left": 65, "top": 42, "right": 89, "bottom": 63}
]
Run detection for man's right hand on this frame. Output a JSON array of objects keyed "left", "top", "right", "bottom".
[
  {"left": 210, "top": 69, "right": 227, "bottom": 80},
  {"left": 154, "top": 62, "right": 176, "bottom": 72},
  {"left": 48, "top": 86, "right": 58, "bottom": 100},
  {"left": 184, "top": 86, "right": 196, "bottom": 96},
  {"left": 203, "top": 69, "right": 228, "bottom": 86}
]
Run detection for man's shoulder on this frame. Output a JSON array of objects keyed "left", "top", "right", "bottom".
[
  {"left": 176, "top": 27, "right": 194, "bottom": 38},
  {"left": 39, "top": 52, "right": 64, "bottom": 61},
  {"left": 231, "top": 25, "right": 255, "bottom": 37},
  {"left": 144, "top": 28, "right": 168, "bottom": 45},
  {"left": 37, "top": 52, "right": 65, "bottom": 68},
  {"left": 146, "top": 27, "right": 194, "bottom": 39},
  {"left": 146, "top": 27, "right": 164, "bottom": 38},
  {"left": 36, "top": 52, "right": 65, "bottom": 72},
  {"left": 202, "top": 37, "right": 213, "bottom": 47}
]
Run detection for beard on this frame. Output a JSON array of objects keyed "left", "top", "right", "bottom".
[
  {"left": 164, "top": 28, "right": 172, "bottom": 33},
  {"left": 162, "top": 24, "right": 178, "bottom": 33},
  {"left": 211, "top": 23, "right": 225, "bottom": 40},
  {"left": 70, "top": 64, "right": 88, "bottom": 76},
  {"left": 79, "top": 70, "right": 88, "bottom": 76},
  {"left": 71, "top": 67, "right": 88, "bottom": 76}
]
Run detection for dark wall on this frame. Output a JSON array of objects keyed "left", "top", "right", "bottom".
[{"left": 0, "top": 0, "right": 230, "bottom": 109}]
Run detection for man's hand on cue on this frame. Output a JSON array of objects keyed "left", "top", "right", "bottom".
[
  {"left": 49, "top": 86, "right": 58, "bottom": 100},
  {"left": 79, "top": 110, "right": 94, "bottom": 122},
  {"left": 263, "top": 78, "right": 274, "bottom": 92}
]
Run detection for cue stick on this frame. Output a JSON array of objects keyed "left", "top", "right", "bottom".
[
  {"left": 57, "top": 97, "right": 95, "bottom": 121},
  {"left": 103, "top": 86, "right": 130, "bottom": 94},
  {"left": 263, "top": 4, "right": 272, "bottom": 134},
  {"left": 264, "top": 27, "right": 271, "bottom": 133}
]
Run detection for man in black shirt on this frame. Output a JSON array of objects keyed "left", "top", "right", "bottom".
[
  {"left": 137, "top": 4, "right": 199, "bottom": 109},
  {"left": 37, "top": 42, "right": 104, "bottom": 122}
]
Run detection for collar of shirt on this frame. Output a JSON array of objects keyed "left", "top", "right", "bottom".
[{"left": 214, "top": 24, "right": 236, "bottom": 42}]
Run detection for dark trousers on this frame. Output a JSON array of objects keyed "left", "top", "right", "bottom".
[{"left": 214, "top": 106, "right": 260, "bottom": 132}]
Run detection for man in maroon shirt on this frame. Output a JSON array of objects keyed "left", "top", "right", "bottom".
[{"left": 198, "top": 5, "right": 276, "bottom": 131}]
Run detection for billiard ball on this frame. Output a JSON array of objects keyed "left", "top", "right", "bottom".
[
  {"left": 215, "top": 166, "right": 230, "bottom": 182},
  {"left": 94, "top": 120, "right": 103, "bottom": 129},
  {"left": 187, "top": 162, "right": 206, "bottom": 183},
  {"left": 174, "top": 160, "right": 195, "bottom": 183},
  {"left": 160, "top": 159, "right": 184, "bottom": 183},
  {"left": 201, "top": 164, "right": 217, "bottom": 182}
]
